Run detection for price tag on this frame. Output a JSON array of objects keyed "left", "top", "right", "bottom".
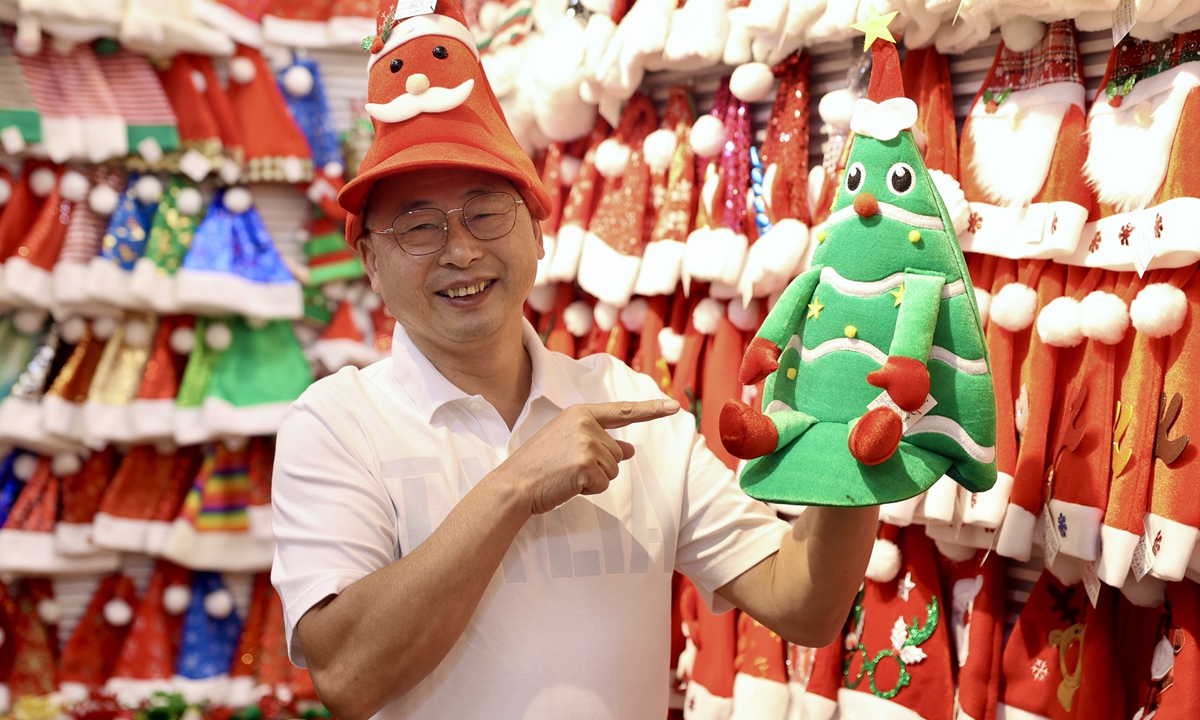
[
  {"left": 1081, "top": 561, "right": 1101, "bottom": 607},
  {"left": 393, "top": 0, "right": 437, "bottom": 20},
  {"left": 868, "top": 392, "right": 938, "bottom": 432},
  {"left": 1132, "top": 516, "right": 1157, "bottom": 580},
  {"left": 1040, "top": 505, "right": 1061, "bottom": 568},
  {"left": 1113, "top": 0, "right": 1136, "bottom": 45},
  {"left": 1131, "top": 219, "right": 1156, "bottom": 277},
  {"left": 138, "top": 137, "right": 164, "bottom": 165},
  {"left": 0, "top": 126, "right": 25, "bottom": 155},
  {"left": 179, "top": 149, "right": 213, "bottom": 182},
  {"left": 1021, "top": 204, "right": 1048, "bottom": 247}
]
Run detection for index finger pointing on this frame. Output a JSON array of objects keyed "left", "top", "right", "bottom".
[{"left": 581, "top": 399, "right": 681, "bottom": 429}]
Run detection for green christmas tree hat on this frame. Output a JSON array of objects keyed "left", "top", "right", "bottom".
[{"left": 719, "top": 17, "right": 997, "bottom": 507}]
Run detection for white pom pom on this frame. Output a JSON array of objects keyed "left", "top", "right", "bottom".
[
  {"left": 283, "top": 64, "right": 314, "bottom": 97},
  {"left": 136, "top": 175, "right": 164, "bottom": 204},
  {"left": 974, "top": 288, "right": 992, "bottom": 327},
  {"left": 1079, "top": 290, "right": 1129, "bottom": 344},
  {"left": 658, "top": 327, "right": 683, "bottom": 364},
  {"left": 990, "top": 282, "right": 1038, "bottom": 332},
  {"left": 176, "top": 187, "right": 203, "bottom": 216},
  {"left": 864, "top": 537, "right": 901, "bottom": 583},
  {"left": 191, "top": 69, "right": 207, "bottom": 93},
  {"left": 324, "top": 280, "right": 349, "bottom": 301},
  {"left": 1037, "top": 296, "right": 1084, "bottom": 347},
  {"left": 934, "top": 539, "right": 976, "bottom": 563},
  {"left": 1000, "top": 17, "right": 1047, "bottom": 52},
  {"left": 60, "top": 316, "right": 87, "bottom": 344},
  {"left": 29, "top": 168, "right": 56, "bottom": 198},
  {"left": 619, "top": 298, "right": 649, "bottom": 333},
  {"left": 323, "top": 161, "right": 344, "bottom": 179},
  {"left": 88, "top": 184, "right": 120, "bottom": 216},
  {"left": 230, "top": 56, "right": 256, "bottom": 84},
  {"left": 526, "top": 284, "right": 557, "bottom": 315},
  {"left": 13, "top": 309, "right": 47, "bottom": 335},
  {"left": 690, "top": 115, "right": 726, "bottom": 159},
  {"left": 123, "top": 320, "right": 152, "bottom": 349},
  {"left": 205, "top": 322, "right": 233, "bottom": 351},
  {"left": 92, "top": 316, "right": 118, "bottom": 340},
  {"left": 1130, "top": 283, "right": 1188, "bottom": 337},
  {"left": 1121, "top": 573, "right": 1166, "bottom": 608},
  {"left": 818, "top": 89, "right": 854, "bottom": 132},
  {"left": 51, "top": 453, "right": 81, "bottom": 477},
  {"left": 223, "top": 186, "right": 253, "bottom": 214},
  {"left": 0, "top": 177, "right": 11, "bottom": 207},
  {"left": 37, "top": 599, "right": 60, "bottom": 624},
  {"left": 593, "top": 301, "right": 619, "bottom": 332},
  {"left": 563, "top": 301, "right": 593, "bottom": 337},
  {"left": 203, "top": 588, "right": 234, "bottom": 618},
  {"left": 692, "top": 298, "right": 724, "bottom": 335},
  {"left": 103, "top": 598, "right": 133, "bottom": 626},
  {"left": 594, "top": 139, "right": 631, "bottom": 179},
  {"left": 163, "top": 584, "right": 192, "bottom": 615},
  {"left": 361, "top": 290, "right": 382, "bottom": 310},
  {"left": 726, "top": 299, "right": 760, "bottom": 332},
  {"left": 59, "top": 171, "right": 89, "bottom": 203},
  {"left": 559, "top": 156, "right": 582, "bottom": 187},
  {"left": 729, "top": 62, "right": 775, "bottom": 103},
  {"left": 642, "top": 129, "right": 678, "bottom": 175},
  {"left": 12, "top": 455, "right": 37, "bottom": 481}
]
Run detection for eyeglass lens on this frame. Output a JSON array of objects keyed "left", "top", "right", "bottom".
[{"left": 392, "top": 192, "right": 519, "bottom": 256}]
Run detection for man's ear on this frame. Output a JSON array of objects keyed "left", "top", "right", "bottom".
[{"left": 357, "top": 235, "right": 383, "bottom": 294}]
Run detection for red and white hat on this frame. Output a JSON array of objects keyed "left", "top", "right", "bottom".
[
  {"left": 55, "top": 447, "right": 118, "bottom": 556},
  {"left": 58, "top": 573, "right": 139, "bottom": 703},
  {"left": 311, "top": 299, "right": 382, "bottom": 371},
  {"left": 8, "top": 579, "right": 59, "bottom": 702},
  {"left": 130, "top": 316, "right": 196, "bottom": 442},
  {"left": 227, "top": 45, "right": 314, "bottom": 184},
  {"left": 262, "top": 0, "right": 335, "bottom": 48},
  {"left": 93, "top": 446, "right": 201, "bottom": 556},
  {"left": 338, "top": 0, "right": 551, "bottom": 246},
  {"left": 105, "top": 560, "right": 193, "bottom": 707},
  {"left": 545, "top": 119, "right": 611, "bottom": 284},
  {"left": 329, "top": 0, "right": 377, "bottom": 47},
  {"left": 3, "top": 165, "right": 74, "bottom": 309}
]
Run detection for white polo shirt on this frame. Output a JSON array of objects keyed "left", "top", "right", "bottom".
[{"left": 271, "top": 319, "right": 790, "bottom": 720}]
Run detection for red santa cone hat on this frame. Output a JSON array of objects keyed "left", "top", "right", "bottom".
[
  {"left": 106, "top": 560, "right": 193, "bottom": 707},
  {"left": 576, "top": 93, "right": 657, "bottom": 308},
  {"left": 247, "top": 436, "right": 275, "bottom": 542},
  {"left": 227, "top": 572, "right": 270, "bottom": 709},
  {"left": 58, "top": 573, "right": 139, "bottom": 703},
  {"left": 191, "top": 55, "right": 246, "bottom": 182},
  {"left": 93, "top": 446, "right": 200, "bottom": 556},
  {"left": 258, "top": 581, "right": 293, "bottom": 703},
  {"left": 194, "top": 0, "right": 265, "bottom": 47},
  {"left": 730, "top": 612, "right": 790, "bottom": 716},
  {"left": 130, "top": 316, "right": 195, "bottom": 442},
  {"left": 546, "top": 119, "right": 610, "bottom": 284},
  {"left": 533, "top": 143, "right": 568, "bottom": 287},
  {"left": 3, "top": 166, "right": 73, "bottom": 309},
  {"left": 227, "top": 45, "right": 313, "bottom": 184},
  {"left": 55, "top": 447, "right": 118, "bottom": 557},
  {"left": 8, "top": 579, "right": 59, "bottom": 702},
  {"left": 156, "top": 54, "right": 223, "bottom": 181},
  {"left": 628, "top": 295, "right": 671, "bottom": 392},
  {"left": 338, "top": 0, "right": 552, "bottom": 247},
  {"left": 634, "top": 85, "right": 696, "bottom": 299},
  {"left": 0, "top": 581, "right": 16, "bottom": 710},
  {"left": 369, "top": 301, "right": 396, "bottom": 356}
]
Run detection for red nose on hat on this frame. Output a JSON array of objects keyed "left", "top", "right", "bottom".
[{"left": 866, "top": 38, "right": 905, "bottom": 103}]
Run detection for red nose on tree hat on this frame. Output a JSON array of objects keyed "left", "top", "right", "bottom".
[{"left": 337, "top": 0, "right": 552, "bottom": 245}]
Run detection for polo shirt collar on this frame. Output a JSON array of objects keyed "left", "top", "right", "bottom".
[{"left": 390, "top": 318, "right": 585, "bottom": 422}]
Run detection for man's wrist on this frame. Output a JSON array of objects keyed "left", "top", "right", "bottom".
[{"left": 480, "top": 466, "right": 533, "bottom": 524}]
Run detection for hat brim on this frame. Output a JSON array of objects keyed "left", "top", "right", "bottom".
[{"left": 339, "top": 141, "right": 551, "bottom": 246}]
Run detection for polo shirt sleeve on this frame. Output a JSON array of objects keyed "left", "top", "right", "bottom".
[
  {"left": 674, "top": 432, "right": 792, "bottom": 615},
  {"left": 270, "top": 389, "right": 398, "bottom": 668}
]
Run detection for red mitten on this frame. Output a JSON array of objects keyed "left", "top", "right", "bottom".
[
  {"left": 738, "top": 337, "right": 782, "bottom": 385},
  {"left": 867, "top": 356, "right": 930, "bottom": 412}
]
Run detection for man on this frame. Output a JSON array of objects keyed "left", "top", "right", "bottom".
[{"left": 270, "top": 2, "right": 877, "bottom": 718}]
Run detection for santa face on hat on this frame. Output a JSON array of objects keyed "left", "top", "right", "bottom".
[
  {"left": 366, "top": 35, "right": 478, "bottom": 125},
  {"left": 360, "top": 168, "right": 543, "bottom": 348}
]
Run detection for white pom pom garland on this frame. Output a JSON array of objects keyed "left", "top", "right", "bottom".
[
  {"left": 1130, "top": 283, "right": 1188, "bottom": 337},
  {"left": 1037, "top": 296, "right": 1084, "bottom": 347},
  {"left": 990, "top": 282, "right": 1038, "bottom": 332},
  {"left": 1079, "top": 290, "right": 1129, "bottom": 344}
]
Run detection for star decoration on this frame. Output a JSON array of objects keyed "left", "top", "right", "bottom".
[
  {"left": 851, "top": 10, "right": 899, "bottom": 52},
  {"left": 897, "top": 571, "right": 916, "bottom": 601},
  {"left": 1047, "top": 584, "right": 1080, "bottom": 625},
  {"left": 807, "top": 298, "right": 825, "bottom": 320},
  {"left": 891, "top": 284, "right": 905, "bottom": 307},
  {"left": 1032, "top": 658, "right": 1049, "bottom": 682}
]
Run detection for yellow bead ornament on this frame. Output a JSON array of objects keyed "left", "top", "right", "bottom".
[
  {"left": 845, "top": 325, "right": 857, "bottom": 338},
  {"left": 908, "top": 229, "right": 921, "bottom": 243},
  {"left": 817, "top": 230, "right": 827, "bottom": 243}
]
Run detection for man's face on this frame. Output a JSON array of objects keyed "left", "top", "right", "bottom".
[{"left": 359, "top": 168, "right": 543, "bottom": 348}]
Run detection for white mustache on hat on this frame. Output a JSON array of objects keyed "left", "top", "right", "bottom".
[{"left": 365, "top": 76, "right": 476, "bottom": 124}]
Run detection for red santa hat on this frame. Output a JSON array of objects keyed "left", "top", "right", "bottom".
[
  {"left": 676, "top": 576, "right": 737, "bottom": 716},
  {"left": 105, "top": 560, "right": 193, "bottom": 707},
  {"left": 628, "top": 294, "right": 672, "bottom": 391},
  {"left": 55, "top": 447, "right": 118, "bottom": 557},
  {"left": 0, "top": 161, "right": 58, "bottom": 300},
  {"left": 959, "top": 20, "right": 1091, "bottom": 262},
  {"left": 312, "top": 299, "right": 381, "bottom": 371},
  {"left": 227, "top": 45, "right": 313, "bottom": 184},
  {"left": 532, "top": 143, "right": 568, "bottom": 287},
  {"left": 93, "top": 446, "right": 201, "bottom": 556},
  {"left": 262, "top": 0, "right": 334, "bottom": 47},
  {"left": 545, "top": 119, "right": 610, "bottom": 284},
  {"left": 58, "top": 573, "right": 139, "bottom": 704},
  {"left": 228, "top": 572, "right": 271, "bottom": 708},
  {"left": 329, "top": 0, "right": 377, "bottom": 47},
  {"left": 3, "top": 165, "right": 73, "bottom": 308},
  {"left": 130, "top": 316, "right": 196, "bottom": 442},
  {"left": 338, "top": 0, "right": 552, "bottom": 247},
  {"left": 576, "top": 93, "right": 657, "bottom": 309},
  {"left": 8, "top": 579, "right": 59, "bottom": 702},
  {"left": 156, "top": 54, "right": 223, "bottom": 182}
]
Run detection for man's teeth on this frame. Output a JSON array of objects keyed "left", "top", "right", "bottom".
[{"left": 441, "top": 280, "right": 492, "bottom": 298}]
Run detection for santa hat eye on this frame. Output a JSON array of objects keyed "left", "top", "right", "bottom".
[
  {"left": 433, "top": 46, "right": 448, "bottom": 59},
  {"left": 390, "top": 58, "right": 403, "bottom": 73}
]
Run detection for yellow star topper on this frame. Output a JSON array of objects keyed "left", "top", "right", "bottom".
[{"left": 851, "top": 9, "right": 899, "bottom": 52}]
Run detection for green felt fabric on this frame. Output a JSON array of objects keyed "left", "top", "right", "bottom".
[
  {"left": 0, "top": 109, "right": 41, "bottom": 145},
  {"left": 175, "top": 318, "right": 221, "bottom": 410},
  {"left": 127, "top": 124, "right": 181, "bottom": 153},
  {"left": 205, "top": 318, "right": 313, "bottom": 408},
  {"left": 739, "top": 127, "right": 996, "bottom": 507}
]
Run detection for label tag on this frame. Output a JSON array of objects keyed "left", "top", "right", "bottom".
[
  {"left": 393, "top": 0, "right": 437, "bottom": 21},
  {"left": 1132, "top": 516, "right": 1157, "bottom": 580},
  {"left": 219, "top": 158, "right": 243, "bottom": 186},
  {"left": 138, "top": 136, "right": 164, "bottom": 165},
  {"left": 1113, "top": 0, "right": 1137, "bottom": 45},
  {"left": 179, "top": 149, "right": 213, "bottom": 182},
  {"left": 868, "top": 392, "right": 938, "bottom": 432},
  {"left": 1040, "top": 505, "right": 1061, "bottom": 568},
  {"left": 0, "top": 126, "right": 25, "bottom": 155},
  {"left": 1082, "top": 561, "right": 1101, "bottom": 607},
  {"left": 1021, "top": 204, "right": 1048, "bottom": 246},
  {"left": 1131, "top": 218, "right": 1156, "bottom": 277}
]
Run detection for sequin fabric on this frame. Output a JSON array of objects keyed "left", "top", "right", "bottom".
[
  {"left": 182, "top": 191, "right": 296, "bottom": 284},
  {"left": 3, "top": 460, "right": 56, "bottom": 533},
  {"left": 560, "top": 120, "right": 609, "bottom": 227},
  {"left": 649, "top": 86, "right": 696, "bottom": 245},
  {"left": 277, "top": 57, "right": 343, "bottom": 170},
  {"left": 761, "top": 53, "right": 811, "bottom": 224},
  {"left": 1109, "top": 27, "right": 1200, "bottom": 88},
  {"left": 144, "top": 179, "right": 202, "bottom": 277},
  {"left": 59, "top": 574, "right": 137, "bottom": 685},
  {"left": 9, "top": 580, "right": 57, "bottom": 698},
  {"left": 0, "top": 454, "right": 27, "bottom": 527},
  {"left": 46, "top": 328, "right": 105, "bottom": 404},
  {"left": 9, "top": 325, "right": 59, "bottom": 401},
  {"left": 100, "top": 175, "right": 160, "bottom": 271},
  {"left": 87, "top": 314, "right": 156, "bottom": 406},
  {"left": 59, "top": 447, "right": 116, "bottom": 524},
  {"left": 175, "top": 572, "right": 242, "bottom": 681},
  {"left": 586, "top": 94, "right": 657, "bottom": 257},
  {"left": 110, "top": 561, "right": 190, "bottom": 680},
  {"left": 179, "top": 444, "right": 250, "bottom": 533},
  {"left": 718, "top": 81, "right": 751, "bottom": 234},
  {"left": 231, "top": 573, "right": 270, "bottom": 681},
  {"left": 96, "top": 446, "right": 178, "bottom": 523}
]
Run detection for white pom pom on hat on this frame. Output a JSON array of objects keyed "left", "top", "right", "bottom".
[
  {"left": 13, "top": 309, "right": 47, "bottom": 336},
  {"left": 1130, "top": 283, "right": 1188, "bottom": 337},
  {"left": 103, "top": 598, "right": 134, "bottom": 626},
  {"left": 729, "top": 62, "right": 775, "bottom": 103},
  {"left": 693, "top": 298, "right": 725, "bottom": 335},
  {"left": 223, "top": 186, "right": 253, "bottom": 214},
  {"left": 283, "top": 64, "right": 314, "bottom": 97},
  {"left": 12, "top": 455, "right": 37, "bottom": 481},
  {"left": 865, "top": 537, "right": 901, "bottom": 583},
  {"left": 37, "top": 599, "right": 61, "bottom": 624},
  {"left": 563, "top": 301, "right": 593, "bottom": 337},
  {"left": 642, "top": 129, "right": 678, "bottom": 175},
  {"left": 92, "top": 316, "right": 118, "bottom": 340},
  {"left": 727, "top": 298, "right": 760, "bottom": 332},
  {"left": 163, "top": 584, "right": 192, "bottom": 615},
  {"left": 593, "top": 301, "right": 619, "bottom": 332},
  {"left": 1079, "top": 290, "right": 1129, "bottom": 344},
  {"left": 51, "top": 453, "right": 81, "bottom": 478},
  {"left": 136, "top": 175, "right": 164, "bottom": 204},
  {"left": 690, "top": 115, "right": 726, "bottom": 159},
  {"left": 28, "top": 167, "right": 56, "bottom": 198},
  {"left": 559, "top": 156, "right": 582, "bottom": 187},
  {"left": 59, "top": 316, "right": 87, "bottom": 344},
  {"left": 594, "top": 138, "right": 631, "bottom": 179},
  {"left": 658, "top": 327, "right": 683, "bottom": 364},
  {"left": 205, "top": 322, "right": 233, "bottom": 351},
  {"left": 818, "top": 89, "right": 854, "bottom": 132},
  {"left": 176, "top": 187, "right": 203, "bottom": 216},
  {"left": 191, "top": 69, "right": 207, "bottom": 93},
  {"left": 1037, "top": 296, "right": 1084, "bottom": 347},
  {"left": 990, "top": 282, "right": 1038, "bottom": 332},
  {"left": 88, "top": 184, "right": 120, "bottom": 216},
  {"left": 620, "top": 298, "right": 649, "bottom": 333},
  {"left": 204, "top": 588, "right": 235, "bottom": 618},
  {"left": 230, "top": 56, "right": 256, "bottom": 84},
  {"left": 59, "top": 170, "right": 89, "bottom": 203},
  {"left": 123, "top": 320, "right": 153, "bottom": 349}
]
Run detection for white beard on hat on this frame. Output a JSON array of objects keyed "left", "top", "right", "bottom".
[
  {"left": 365, "top": 78, "right": 476, "bottom": 123},
  {"left": 967, "top": 97, "right": 1069, "bottom": 208}
]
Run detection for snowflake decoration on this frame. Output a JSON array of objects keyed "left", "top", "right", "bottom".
[
  {"left": 1058, "top": 513, "right": 1068, "bottom": 538},
  {"left": 897, "top": 572, "right": 916, "bottom": 602},
  {"left": 1119, "top": 223, "right": 1135, "bottom": 246},
  {"left": 968, "top": 211, "right": 982, "bottom": 233},
  {"left": 890, "top": 617, "right": 928, "bottom": 665},
  {"left": 1032, "top": 658, "right": 1049, "bottom": 682},
  {"left": 1089, "top": 231, "right": 1102, "bottom": 254}
]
